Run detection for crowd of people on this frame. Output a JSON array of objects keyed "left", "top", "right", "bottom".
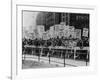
[
  {"left": 22, "top": 36, "right": 89, "bottom": 48},
  {"left": 22, "top": 37, "right": 89, "bottom": 61}
]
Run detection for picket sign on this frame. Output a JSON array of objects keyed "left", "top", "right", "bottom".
[{"left": 83, "top": 28, "right": 88, "bottom": 37}]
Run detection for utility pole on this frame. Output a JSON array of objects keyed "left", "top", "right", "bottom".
[
  {"left": 65, "top": 13, "right": 66, "bottom": 25},
  {"left": 68, "top": 13, "right": 70, "bottom": 26},
  {"left": 54, "top": 12, "right": 56, "bottom": 38}
]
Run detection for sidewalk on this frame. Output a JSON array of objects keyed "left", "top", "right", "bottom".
[
  {"left": 22, "top": 59, "right": 60, "bottom": 69},
  {"left": 23, "top": 54, "right": 89, "bottom": 67}
]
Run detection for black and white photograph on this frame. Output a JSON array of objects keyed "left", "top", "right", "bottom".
[
  {"left": 10, "top": 1, "right": 98, "bottom": 79},
  {"left": 22, "top": 11, "right": 90, "bottom": 69},
  {"left": 0, "top": 0, "right": 99, "bottom": 80}
]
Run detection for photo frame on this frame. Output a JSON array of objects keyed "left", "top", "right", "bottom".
[{"left": 11, "top": 1, "right": 97, "bottom": 80}]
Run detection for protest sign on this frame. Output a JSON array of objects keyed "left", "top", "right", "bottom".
[
  {"left": 83, "top": 28, "right": 88, "bottom": 37},
  {"left": 75, "top": 29, "right": 81, "bottom": 39}
]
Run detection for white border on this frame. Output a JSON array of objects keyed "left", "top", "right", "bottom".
[{"left": 12, "top": 3, "right": 97, "bottom": 80}]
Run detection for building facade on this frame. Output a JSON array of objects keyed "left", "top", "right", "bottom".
[{"left": 36, "top": 12, "right": 89, "bottom": 39}]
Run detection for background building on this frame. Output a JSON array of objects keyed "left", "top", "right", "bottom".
[
  {"left": 36, "top": 12, "right": 62, "bottom": 31},
  {"left": 36, "top": 12, "right": 46, "bottom": 27},
  {"left": 36, "top": 12, "right": 89, "bottom": 39}
]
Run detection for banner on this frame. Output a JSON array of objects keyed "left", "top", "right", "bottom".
[{"left": 82, "top": 28, "right": 88, "bottom": 37}]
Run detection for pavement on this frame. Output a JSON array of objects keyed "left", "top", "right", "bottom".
[
  {"left": 22, "top": 54, "right": 89, "bottom": 69},
  {"left": 22, "top": 60, "right": 60, "bottom": 69}
]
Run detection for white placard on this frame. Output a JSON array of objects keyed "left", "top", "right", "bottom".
[{"left": 83, "top": 28, "right": 89, "bottom": 37}]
